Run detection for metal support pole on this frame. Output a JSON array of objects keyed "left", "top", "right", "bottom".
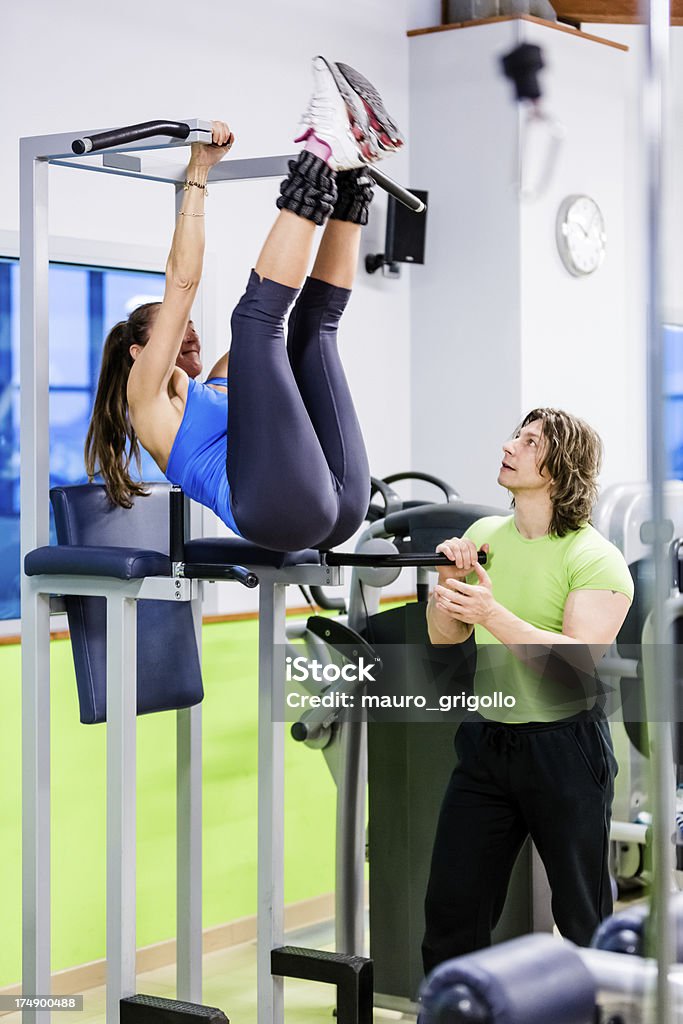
[
  {"left": 335, "top": 721, "right": 367, "bottom": 956},
  {"left": 20, "top": 585, "right": 51, "bottom": 1024},
  {"left": 338, "top": 551, "right": 386, "bottom": 960},
  {"left": 176, "top": 704, "right": 203, "bottom": 1003},
  {"left": 642, "top": 0, "right": 673, "bottom": 1017},
  {"left": 257, "top": 580, "right": 286, "bottom": 1024},
  {"left": 20, "top": 147, "right": 52, "bottom": 1024},
  {"left": 174, "top": 184, "right": 204, "bottom": 1006},
  {"left": 106, "top": 596, "right": 138, "bottom": 1023}
]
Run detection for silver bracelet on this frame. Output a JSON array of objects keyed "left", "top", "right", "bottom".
[{"left": 179, "top": 211, "right": 205, "bottom": 218}]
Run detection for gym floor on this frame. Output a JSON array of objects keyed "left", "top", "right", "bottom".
[
  {"left": 0, "top": 920, "right": 413, "bottom": 1024},
  {"left": 0, "top": 618, "right": 340, "bottom": 988}
]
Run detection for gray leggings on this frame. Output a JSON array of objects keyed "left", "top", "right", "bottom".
[{"left": 227, "top": 270, "right": 370, "bottom": 552}]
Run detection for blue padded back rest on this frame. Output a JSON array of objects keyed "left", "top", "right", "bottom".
[
  {"left": 52, "top": 483, "right": 173, "bottom": 548},
  {"left": 51, "top": 484, "right": 203, "bottom": 725}
]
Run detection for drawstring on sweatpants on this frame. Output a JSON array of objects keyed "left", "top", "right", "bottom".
[{"left": 484, "top": 725, "right": 522, "bottom": 756}]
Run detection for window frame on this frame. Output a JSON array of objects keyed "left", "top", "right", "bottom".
[{"left": 0, "top": 230, "right": 214, "bottom": 637}]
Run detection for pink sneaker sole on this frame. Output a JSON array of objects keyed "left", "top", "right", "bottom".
[{"left": 335, "top": 62, "right": 404, "bottom": 151}]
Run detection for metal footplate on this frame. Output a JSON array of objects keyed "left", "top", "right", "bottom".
[
  {"left": 120, "top": 994, "right": 229, "bottom": 1024},
  {"left": 271, "top": 946, "right": 373, "bottom": 1024}
]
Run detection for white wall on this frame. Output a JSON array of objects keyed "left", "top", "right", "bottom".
[
  {"left": 409, "top": 21, "right": 522, "bottom": 508},
  {"left": 409, "top": 18, "right": 652, "bottom": 509},
  {"left": 580, "top": 23, "right": 683, "bottom": 486},
  {"left": 5, "top": 3, "right": 676, "bottom": 619},
  {"left": 585, "top": 25, "right": 683, "bottom": 311},
  {"left": 518, "top": 22, "right": 641, "bottom": 488},
  {"left": 3, "top": 0, "right": 428, "bottom": 617},
  {"left": 408, "top": 0, "right": 444, "bottom": 28}
]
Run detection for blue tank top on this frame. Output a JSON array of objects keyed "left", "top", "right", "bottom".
[{"left": 165, "top": 377, "right": 241, "bottom": 535}]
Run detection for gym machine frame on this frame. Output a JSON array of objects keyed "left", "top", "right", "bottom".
[
  {"left": 19, "top": 123, "right": 347, "bottom": 1024},
  {"left": 20, "top": 119, "right": 426, "bottom": 1024}
]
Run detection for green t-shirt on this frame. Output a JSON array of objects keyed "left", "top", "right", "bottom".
[{"left": 461, "top": 515, "right": 634, "bottom": 723}]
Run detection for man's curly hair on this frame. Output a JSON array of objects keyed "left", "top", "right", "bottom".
[{"left": 513, "top": 408, "right": 603, "bottom": 537}]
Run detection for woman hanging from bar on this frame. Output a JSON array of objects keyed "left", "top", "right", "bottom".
[{"left": 84, "top": 57, "right": 403, "bottom": 552}]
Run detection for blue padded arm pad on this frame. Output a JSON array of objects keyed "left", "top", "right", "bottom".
[
  {"left": 25, "top": 545, "right": 171, "bottom": 580},
  {"left": 591, "top": 903, "right": 647, "bottom": 954},
  {"left": 592, "top": 893, "right": 683, "bottom": 960},
  {"left": 419, "top": 934, "right": 595, "bottom": 1024},
  {"left": 184, "top": 538, "right": 320, "bottom": 568}
]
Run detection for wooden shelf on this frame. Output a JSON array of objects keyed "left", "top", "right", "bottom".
[
  {"left": 408, "top": 13, "right": 630, "bottom": 48},
  {"left": 423, "top": 0, "right": 682, "bottom": 28}
]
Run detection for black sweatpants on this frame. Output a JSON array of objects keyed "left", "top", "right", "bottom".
[
  {"left": 227, "top": 270, "right": 370, "bottom": 553},
  {"left": 422, "top": 710, "right": 617, "bottom": 974}
]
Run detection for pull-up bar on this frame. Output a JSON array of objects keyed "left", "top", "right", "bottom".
[{"left": 70, "top": 119, "right": 426, "bottom": 213}]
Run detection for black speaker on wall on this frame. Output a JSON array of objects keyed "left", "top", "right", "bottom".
[{"left": 366, "top": 190, "right": 428, "bottom": 276}]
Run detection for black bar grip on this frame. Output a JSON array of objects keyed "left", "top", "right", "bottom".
[
  {"left": 324, "top": 551, "right": 487, "bottom": 568},
  {"left": 368, "top": 166, "right": 426, "bottom": 213},
  {"left": 308, "top": 585, "right": 346, "bottom": 612},
  {"left": 72, "top": 120, "right": 192, "bottom": 155},
  {"left": 183, "top": 563, "right": 259, "bottom": 588},
  {"left": 227, "top": 564, "right": 259, "bottom": 588}
]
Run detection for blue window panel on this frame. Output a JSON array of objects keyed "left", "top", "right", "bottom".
[
  {"left": 0, "top": 258, "right": 165, "bottom": 620},
  {"left": 665, "top": 324, "right": 683, "bottom": 393},
  {"left": 104, "top": 268, "right": 164, "bottom": 326},
  {"left": 49, "top": 391, "right": 92, "bottom": 486},
  {"left": 0, "top": 516, "right": 20, "bottom": 620},
  {"left": 665, "top": 325, "right": 683, "bottom": 481},
  {"left": 50, "top": 265, "right": 91, "bottom": 386},
  {"left": 103, "top": 269, "right": 166, "bottom": 484},
  {"left": 0, "top": 261, "right": 14, "bottom": 518},
  {"left": 5, "top": 260, "right": 19, "bottom": 388}
]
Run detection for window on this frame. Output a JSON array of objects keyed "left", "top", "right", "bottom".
[
  {"left": 665, "top": 324, "right": 683, "bottom": 478},
  {"left": 0, "top": 259, "right": 164, "bottom": 619}
]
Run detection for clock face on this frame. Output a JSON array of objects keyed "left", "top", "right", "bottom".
[{"left": 556, "top": 195, "right": 606, "bottom": 276}]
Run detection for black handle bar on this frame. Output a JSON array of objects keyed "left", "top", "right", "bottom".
[
  {"left": 368, "top": 166, "right": 426, "bottom": 213},
  {"left": 72, "top": 120, "right": 193, "bottom": 155},
  {"left": 70, "top": 121, "right": 425, "bottom": 215},
  {"left": 368, "top": 476, "right": 403, "bottom": 519},
  {"left": 324, "top": 551, "right": 487, "bottom": 568},
  {"left": 183, "top": 562, "right": 259, "bottom": 588},
  {"left": 382, "top": 471, "right": 460, "bottom": 502},
  {"left": 308, "top": 585, "right": 346, "bottom": 612}
]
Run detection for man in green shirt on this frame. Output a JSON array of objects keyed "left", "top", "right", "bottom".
[{"left": 422, "top": 407, "right": 633, "bottom": 973}]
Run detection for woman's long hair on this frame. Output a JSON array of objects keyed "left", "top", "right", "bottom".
[
  {"left": 84, "top": 302, "right": 160, "bottom": 508},
  {"left": 513, "top": 408, "right": 603, "bottom": 537}
]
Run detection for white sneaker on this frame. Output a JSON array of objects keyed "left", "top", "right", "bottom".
[
  {"left": 334, "top": 61, "right": 404, "bottom": 153},
  {"left": 296, "top": 56, "right": 371, "bottom": 171},
  {"left": 298, "top": 57, "right": 403, "bottom": 164}
]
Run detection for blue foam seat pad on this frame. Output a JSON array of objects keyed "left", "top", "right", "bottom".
[
  {"left": 184, "top": 537, "right": 320, "bottom": 568},
  {"left": 25, "top": 545, "right": 171, "bottom": 580}
]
